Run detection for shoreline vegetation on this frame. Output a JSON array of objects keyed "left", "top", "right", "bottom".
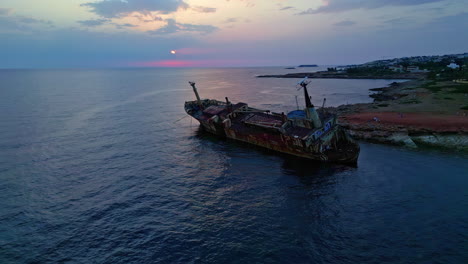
[
  {"left": 258, "top": 55, "right": 468, "bottom": 151},
  {"left": 258, "top": 71, "right": 426, "bottom": 79}
]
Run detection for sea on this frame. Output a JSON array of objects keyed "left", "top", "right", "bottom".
[{"left": 0, "top": 67, "right": 467, "bottom": 264}]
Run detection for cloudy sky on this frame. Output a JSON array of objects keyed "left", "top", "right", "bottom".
[{"left": 1, "top": 0, "right": 467, "bottom": 68}]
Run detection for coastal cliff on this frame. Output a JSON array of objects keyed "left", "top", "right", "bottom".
[{"left": 332, "top": 80, "right": 468, "bottom": 150}]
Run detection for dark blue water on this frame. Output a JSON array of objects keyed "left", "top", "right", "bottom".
[{"left": 0, "top": 68, "right": 467, "bottom": 263}]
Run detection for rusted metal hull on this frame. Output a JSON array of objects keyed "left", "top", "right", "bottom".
[
  {"left": 187, "top": 102, "right": 359, "bottom": 164},
  {"left": 184, "top": 80, "right": 359, "bottom": 164}
]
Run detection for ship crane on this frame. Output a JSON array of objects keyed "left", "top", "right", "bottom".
[{"left": 296, "top": 77, "right": 322, "bottom": 128}]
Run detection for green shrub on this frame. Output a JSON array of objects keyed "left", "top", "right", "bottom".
[
  {"left": 448, "top": 84, "right": 468, "bottom": 94},
  {"left": 399, "top": 99, "right": 421, "bottom": 104}
]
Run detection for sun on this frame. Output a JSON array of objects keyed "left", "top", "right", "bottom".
[{"left": 170, "top": 50, "right": 176, "bottom": 54}]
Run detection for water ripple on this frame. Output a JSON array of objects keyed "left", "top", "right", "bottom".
[{"left": 0, "top": 68, "right": 467, "bottom": 263}]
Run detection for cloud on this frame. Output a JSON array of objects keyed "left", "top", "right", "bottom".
[
  {"left": 78, "top": 19, "right": 110, "bottom": 27},
  {"left": 78, "top": 20, "right": 137, "bottom": 29},
  {"left": 132, "top": 13, "right": 163, "bottom": 23},
  {"left": 149, "top": 19, "right": 217, "bottom": 35},
  {"left": 224, "top": 18, "right": 238, "bottom": 23},
  {"left": 0, "top": 9, "right": 53, "bottom": 33},
  {"left": 334, "top": 20, "right": 356, "bottom": 26},
  {"left": 280, "top": 6, "right": 294, "bottom": 11},
  {"left": 81, "top": 0, "right": 189, "bottom": 18},
  {"left": 0, "top": 27, "right": 197, "bottom": 68},
  {"left": 0, "top": 8, "right": 12, "bottom": 15},
  {"left": 17, "top": 16, "right": 52, "bottom": 25},
  {"left": 427, "top": 11, "right": 468, "bottom": 29},
  {"left": 298, "top": 0, "right": 447, "bottom": 14},
  {"left": 381, "top": 17, "right": 413, "bottom": 26},
  {"left": 113, "top": 23, "right": 138, "bottom": 29},
  {"left": 191, "top": 6, "right": 217, "bottom": 13}
]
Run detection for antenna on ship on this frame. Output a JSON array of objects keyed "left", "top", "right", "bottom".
[
  {"left": 296, "top": 77, "right": 322, "bottom": 128},
  {"left": 321, "top": 98, "right": 327, "bottom": 116},
  {"left": 303, "top": 84, "right": 313, "bottom": 108},
  {"left": 189, "top": 81, "right": 203, "bottom": 109},
  {"left": 298, "top": 77, "right": 313, "bottom": 108}
]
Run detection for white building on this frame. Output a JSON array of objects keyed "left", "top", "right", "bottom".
[
  {"left": 447, "top": 63, "right": 460, "bottom": 69},
  {"left": 389, "top": 65, "right": 404, "bottom": 72}
]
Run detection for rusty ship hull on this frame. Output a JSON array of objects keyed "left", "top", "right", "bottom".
[{"left": 184, "top": 82, "right": 360, "bottom": 164}]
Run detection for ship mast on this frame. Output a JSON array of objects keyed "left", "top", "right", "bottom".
[
  {"left": 301, "top": 81, "right": 313, "bottom": 108},
  {"left": 189, "top": 81, "right": 203, "bottom": 109},
  {"left": 299, "top": 80, "right": 322, "bottom": 128}
]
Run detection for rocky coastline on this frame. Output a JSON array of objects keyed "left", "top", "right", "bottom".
[
  {"left": 260, "top": 72, "right": 468, "bottom": 151},
  {"left": 257, "top": 71, "right": 426, "bottom": 79},
  {"left": 331, "top": 80, "right": 468, "bottom": 151}
]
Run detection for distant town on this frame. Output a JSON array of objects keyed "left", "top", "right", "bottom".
[
  {"left": 262, "top": 52, "right": 468, "bottom": 81},
  {"left": 340, "top": 52, "right": 468, "bottom": 74}
]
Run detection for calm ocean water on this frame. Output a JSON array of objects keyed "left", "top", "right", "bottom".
[{"left": 0, "top": 67, "right": 467, "bottom": 263}]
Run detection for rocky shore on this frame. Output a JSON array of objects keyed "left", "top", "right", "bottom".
[
  {"left": 329, "top": 79, "right": 468, "bottom": 151},
  {"left": 338, "top": 111, "right": 468, "bottom": 150},
  {"left": 258, "top": 71, "right": 426, "bottom": 79}
]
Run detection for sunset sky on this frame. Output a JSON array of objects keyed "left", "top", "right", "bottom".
[{"left": 1, "top": 0, "right": 467, "bottom": 68}]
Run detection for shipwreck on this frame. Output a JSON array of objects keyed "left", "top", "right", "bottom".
[{"left": 184, "top": 80, "right": 360, "bottom": 164}]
